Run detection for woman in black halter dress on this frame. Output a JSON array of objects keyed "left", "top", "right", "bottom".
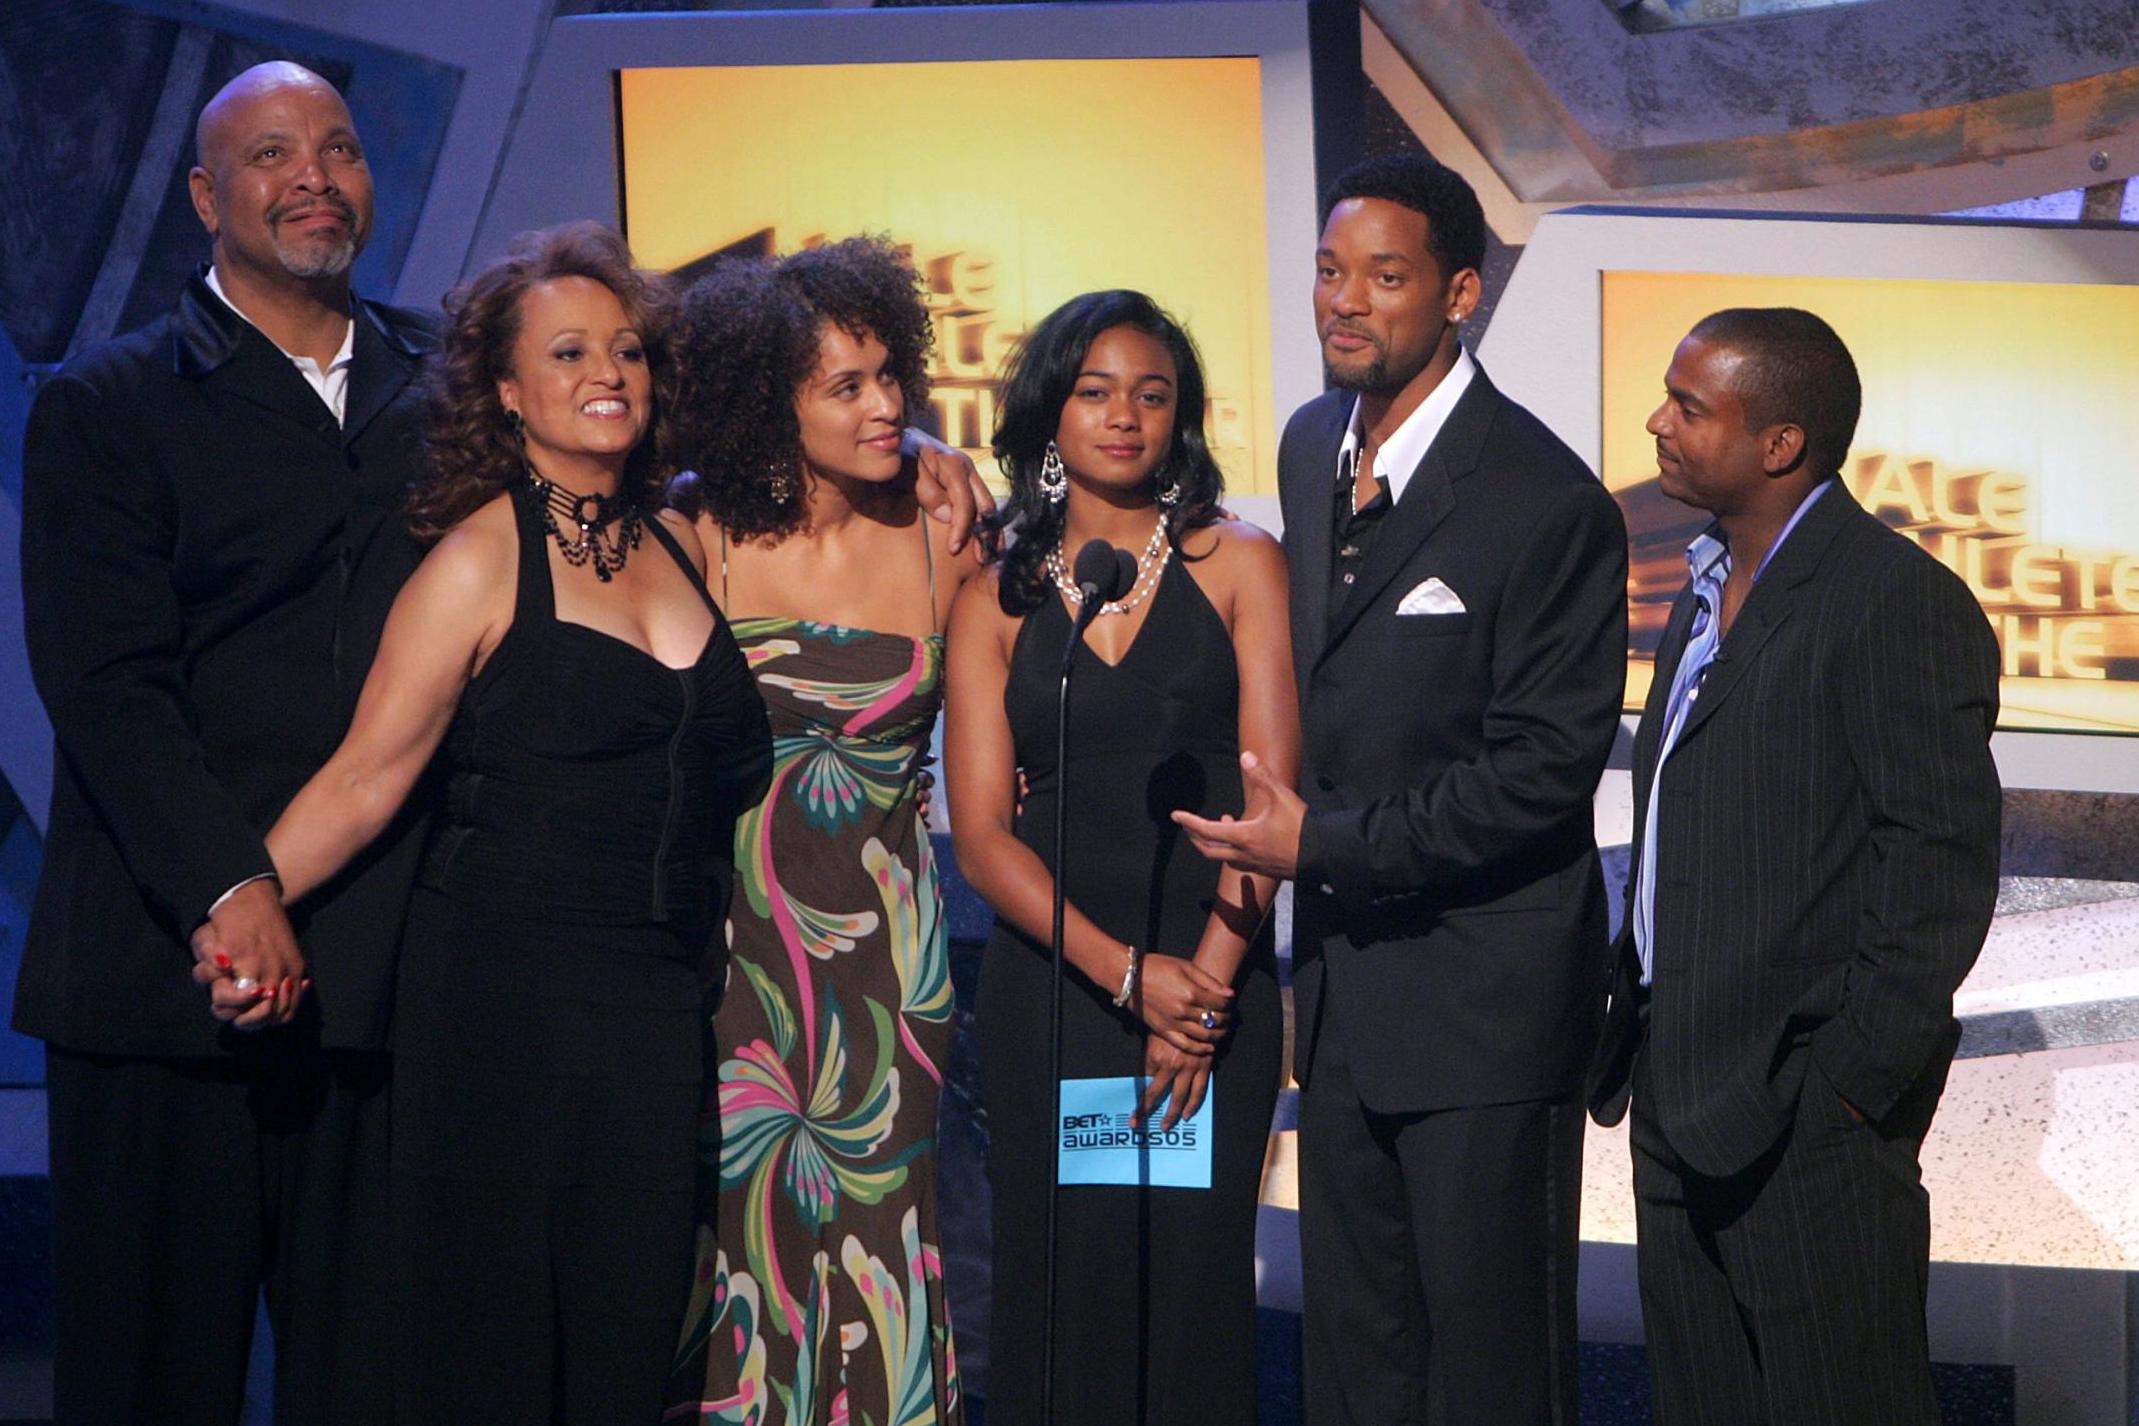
[
  {"left": 945, "top": 291, "right": 1299, "bottom": 1424},
  {"left": 214, "top": 224, "right": 768, "bottom": 1423}
]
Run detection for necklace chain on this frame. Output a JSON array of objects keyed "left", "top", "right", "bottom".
[
  {"left": 1045, "top": 520, "right": 1171, "bottom": 617},
  {"left": 526, "top": 469, "right": 642, "bottom": 583}
]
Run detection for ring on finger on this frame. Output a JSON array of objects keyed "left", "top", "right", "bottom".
[
  {"left": 1199, "top": 1009, "right": 1220, "bottom": 1030},
  {"left": 232, "top": 976, "right": 259, "bottom": 993}
]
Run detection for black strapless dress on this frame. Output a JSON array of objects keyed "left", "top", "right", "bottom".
[
  {"left": 977, "top": 558, "right": 1282, "bottom": 1426},
  {"left": 390, "top": 487, "right": 768, "bottom": 1425}
]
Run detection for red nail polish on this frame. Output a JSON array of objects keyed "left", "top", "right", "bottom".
[{"left": 215, "top": 954, "right": 232, "bottom": 970}]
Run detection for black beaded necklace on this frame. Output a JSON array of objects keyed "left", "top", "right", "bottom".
[{"left": 525, "top": 468, "right": 642, "bottom": 582}]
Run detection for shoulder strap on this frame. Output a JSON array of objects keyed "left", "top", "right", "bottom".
[
  {"left": 920, "top": 510, "right": 939, "bottom": 634},
  {"left": 510, "top": 483, "right": 555, "bottom": 621},
  {"left": 643, "top": 515, "right": 721, "bottom": 618}
]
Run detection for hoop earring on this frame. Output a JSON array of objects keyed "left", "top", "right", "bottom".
[
  {"left": 1039, "top": 441, "right": 1068, "bottom": 505},
  {"left": 1155, "top": 473, "right": 1181, "bottom": 508}
]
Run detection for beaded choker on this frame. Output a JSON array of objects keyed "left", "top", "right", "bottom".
[{"left": 526, "top": 470, "right": 642, "bottom": 583}]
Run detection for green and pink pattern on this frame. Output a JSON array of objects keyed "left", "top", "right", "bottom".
[{"left": 672, "top": 621, "right": 961, "bottom": 1426}]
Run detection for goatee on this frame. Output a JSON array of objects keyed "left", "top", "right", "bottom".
[{"left": 1324, "top": 355, "right": 1389, "bottom": 393}]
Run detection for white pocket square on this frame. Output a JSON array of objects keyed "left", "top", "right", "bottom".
[{"left": 1395, "top": 577, "right": 1466, "bottom": 616}]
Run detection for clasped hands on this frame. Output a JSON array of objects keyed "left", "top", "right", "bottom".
[
  {"left": 1133, "top": 953, "right": 1231, "bottom": 1133},
  {"left": 188, "top": 877, "right": 309, "bottom": 1030}
]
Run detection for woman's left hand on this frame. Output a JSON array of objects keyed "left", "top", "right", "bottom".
[{"left": 1140, "top": 1036, "right": 1214, "bottom": 1132}]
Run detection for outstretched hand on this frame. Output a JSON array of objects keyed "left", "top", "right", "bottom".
[
  {"left": 905, "top": 428, "right": 997, "bottom": 554},
  {"left": 1172, "top": 750, "right": 1303, "bottom": 880}
]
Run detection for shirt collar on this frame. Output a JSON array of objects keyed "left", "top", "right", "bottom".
[
  {"left": 1337, "top": 346, "right": 1477, "bottom": 505},
  {"left": 205, "top": 264, "right": 355, "bottom": 378},
  {"left": 1683, "top": 476, "right": 1835, "bottom": 593}
]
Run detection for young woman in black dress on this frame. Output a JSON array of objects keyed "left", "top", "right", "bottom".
[{"left": 944, "top": 290, "right": 1298, "bottom": 1424}]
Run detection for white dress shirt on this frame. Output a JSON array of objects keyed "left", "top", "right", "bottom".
[{"left": 1334, "top": 347, "right": 1477, "bottom": 502}]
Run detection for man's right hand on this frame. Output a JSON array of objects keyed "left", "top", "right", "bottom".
[{"left": 189, "top": 878, "right": 306, "bottom": 1028}]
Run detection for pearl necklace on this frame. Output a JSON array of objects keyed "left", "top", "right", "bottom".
[{"left": 1045, "top": 520, "right": 1171, "bottom": 616}]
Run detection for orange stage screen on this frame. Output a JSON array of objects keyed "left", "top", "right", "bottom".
[
  {"left": 617, "top": 59, "right": 1278, "bottom": 496},
  {"left": 1602, "top": 270, "right": 2139, "bottom": 735}
]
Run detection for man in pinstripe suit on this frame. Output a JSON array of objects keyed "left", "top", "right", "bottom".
[{"left": 1589, "top": 308, "right": 2001, "bottom": 1424}]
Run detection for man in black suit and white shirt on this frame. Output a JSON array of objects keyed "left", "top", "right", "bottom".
[
  {"left": 16, "top": 62, "right": 432, "bottom": 1424},
  {"left": 1178, "top": 154, "right": 1628, "bottom": 1425},
  {"left": 1589, "top": 308, "right": 2001, "bottom": 1424}
]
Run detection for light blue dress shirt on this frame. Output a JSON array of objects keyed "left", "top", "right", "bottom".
[{"left": 1633, "top": 479, "right": 1833, "bottom": 984}]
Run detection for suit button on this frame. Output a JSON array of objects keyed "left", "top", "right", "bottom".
[{"left": 1316, "top": 775, "right": 1335, "bottom": 792}]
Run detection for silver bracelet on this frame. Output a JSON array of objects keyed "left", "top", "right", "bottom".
[{"left": 1111, "top": 945, "right": 1142, "bottom": 1008}]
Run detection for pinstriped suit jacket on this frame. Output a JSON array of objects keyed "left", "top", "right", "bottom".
[{"left": 1590, "top": 482, "right": 2001, "bottom": 1177}]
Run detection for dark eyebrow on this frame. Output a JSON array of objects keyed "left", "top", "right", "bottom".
[
  {"left": 1666, "top": 383, "right": 1705, "bottom": 413},
  {"left": 1075, "top": 369, "right": 1175, "bottom": 386},
  {"left": 1367, "top": 252, "right": 1416, "bottom": 265}
]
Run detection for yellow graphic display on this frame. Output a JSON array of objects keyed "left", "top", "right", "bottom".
[
  {"left": 618, "top": 59, "right": 1277, "bottom": 495},
  {"left": 1602, "top": 271, "right": 2139, "bottom": 734}
]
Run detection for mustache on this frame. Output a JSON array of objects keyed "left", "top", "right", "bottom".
[
  {"left": 1322, "top": 321, "right": 1379, "bottom": 345},
  {"left": 268, "top": 196, "right": 358, "bottom": 227}
]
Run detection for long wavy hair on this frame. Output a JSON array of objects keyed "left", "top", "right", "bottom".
[
  {"left": 669, "top": 236, "right": 934, "bottom": 541},
  {"left": 985, "top": 290, "right": 1226, "bottom": 615},
  {"left": 409, "top": 221, "right": 676, "bottom": 539}
]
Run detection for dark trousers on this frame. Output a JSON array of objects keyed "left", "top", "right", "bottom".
[
  {"left": 1298, "top": 1036, "right": 1583, "bottom": 1426},
  {"left": 1632, "top": 1053, "right": 1949, "bottom": 1426},
  {"left": 45, "top": 1040, "right": 394, "bottom": 1426}
]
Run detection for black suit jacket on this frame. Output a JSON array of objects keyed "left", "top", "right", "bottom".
[
  {"left": 1283, "top": 365, "right": 1628, "bottom": 1114},
  {"left": 14, "top": 270, "right": 437, "bottom": 1056},
  {"left": 1589, "top": 483, "right": 2001, "bottom": 1178}
]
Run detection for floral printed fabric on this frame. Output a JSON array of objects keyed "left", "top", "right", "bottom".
[{"left": 671, "top": 621, "right": 961, "bottom": 1426}]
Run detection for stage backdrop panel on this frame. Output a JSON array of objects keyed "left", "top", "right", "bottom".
[
  {"left": 618, "top": 58, "right": 1278, "bottom": 495},
  {"left": 1601, "top": 270, "right": 2139, "bottom": 735}
]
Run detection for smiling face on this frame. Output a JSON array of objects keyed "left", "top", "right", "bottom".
[
  {"left": 495, "top": 276, "right": 652, "bottom": 486},
  {"left": 1052, "top": 323, "right": 1178, "bottom": 496},
  {"left": 189, "top": 65, "right": 373, "bottom": 288},
  {"left": 1313, "top": 196, "right": 1473, "bottom": 397},
  {"left": 794, "top": 322, "right": 906, "bottom": 487},
  {"left": 1646, "top": 336, "right": 1775, "bottom": 516}
]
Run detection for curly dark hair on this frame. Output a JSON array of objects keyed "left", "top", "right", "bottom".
[
  {"left": 1320, "top": 153, "right": 1486, "bottom": 281},
  {"left": 409, "top": 221, "right": 676, "bottom": 540},
  {"left": 984, "top": 290, "right": 1226, "bottom": 616},
  {"left": 669, "top": 236, "right": 934, "bottom": 541}
]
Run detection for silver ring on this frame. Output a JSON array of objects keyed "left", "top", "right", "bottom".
[
  {"left": 232, "top": 976, "right": 259, "bottom": 993},
  {"left": 1200, "top": 1009, "right": 1219, "bottom": 1030}
]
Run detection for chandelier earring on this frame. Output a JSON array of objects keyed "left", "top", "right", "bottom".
[
  {"left": 505, "top": 407, "right": 525, "bottom": 442},
  {"left": 1039, "top": 441, "right": 1068, "bottom": 505},
  {"left": 1155, "top": 471, "right": 1182, "bottom": 508}
]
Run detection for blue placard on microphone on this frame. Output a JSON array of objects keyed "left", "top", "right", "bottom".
[{"left": 1056, "top": 1076, "right": 1213, "bottom": 1189}]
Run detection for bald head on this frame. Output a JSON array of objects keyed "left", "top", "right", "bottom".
[
  {"left": 195, "top": 62, "right": 340, "bottom": 172},
  {"left": 188, "top": 61, "right": 373, "bottom": 292}
]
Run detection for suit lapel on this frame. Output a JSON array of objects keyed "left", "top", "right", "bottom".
[
  {"left": 1319, "top": 370, "right": 1495, "bottom": 661},
  {"left": 1634, "top": 583, "right": 1702, "bottom": 797},
  {"left": 1284, "top": 396, "right": 1346, "bottom": 681},
  {"left": 343, "top": 301, "right": 423, "bottom": 445},
  {"left": 1675, "top": 480, "right": 1855, "bottom": 743}
]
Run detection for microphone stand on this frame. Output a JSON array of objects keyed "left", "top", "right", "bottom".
[{"left": 1042, "top": 541, "right": 1131, "bottom": 1426}]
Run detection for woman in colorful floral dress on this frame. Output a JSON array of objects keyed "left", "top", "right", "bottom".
[{"left": 665, "top": 237, "right": 983, "bottom": 1426}]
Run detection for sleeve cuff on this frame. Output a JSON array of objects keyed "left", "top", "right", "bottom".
[
  {"left": 201, "top": 871, "right": 279, "bottom": 930},
  {"left": 1810, "top": 1015, "right": 1919, "bottom": 1124}
]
